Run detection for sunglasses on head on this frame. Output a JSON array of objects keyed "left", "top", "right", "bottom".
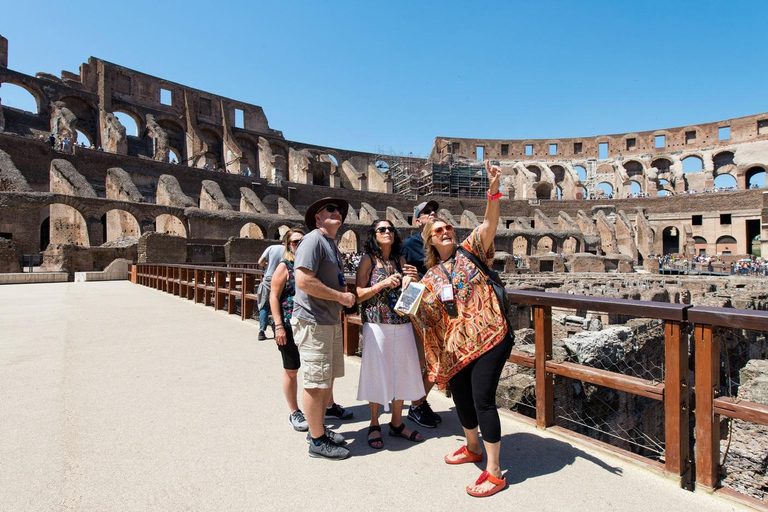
[
  {"left": 431, "top": 224, "right": 454, "bottom": 237},
  {"left": 322, "top": 204, "right": 341, "bottom": 214},
  {"left": 375, "top": 226, "right": 395, "bottom": 233}
]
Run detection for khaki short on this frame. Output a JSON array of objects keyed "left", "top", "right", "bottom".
[{"left": 292, "top": 317, "right": 344, "bottom": 389}]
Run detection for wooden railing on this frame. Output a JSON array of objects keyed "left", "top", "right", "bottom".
[
  {"left": 134, "top": 263, "right": 264, "bottom": 321},
  {"left": 131, "top": 263, "right": 768, "bottom": 505},
  {"left": 505, "top": 290, "right": 691, "bottom": 485}
]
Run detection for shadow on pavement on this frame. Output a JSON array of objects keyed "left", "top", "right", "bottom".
[{"left": 501, "top": 432, "right": 623, "bottom": 484}]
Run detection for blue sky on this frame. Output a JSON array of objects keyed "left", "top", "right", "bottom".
[{"left": 2, "top": 0, "right": 767, "bottom": 157}]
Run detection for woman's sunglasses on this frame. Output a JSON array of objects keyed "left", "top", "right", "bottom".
[
  {"left": 289, "top": 239, "right": 302, "bottom": 246},
  {"left": 322, "top": 204, "right": 341, "bottom": 214},
  {"left": 431, "top": 224, "right": 454, "bottom": 237},
  {"left": 375, "top": 226, "right": 395, "bottom": 233}
]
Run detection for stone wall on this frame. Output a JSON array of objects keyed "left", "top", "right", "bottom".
[
  {"left": 137, "top": 232, "right": 186, "bottom": 263},
  {"left": 0, "top": 237, "right": 20, "bottom": 272},
  {"left": 224, "top": 237, "right": 274, "bottom": 263}
]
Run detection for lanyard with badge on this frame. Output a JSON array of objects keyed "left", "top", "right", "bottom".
[{"left": 437, "top": 256, "right": 459, "bottom": 318}]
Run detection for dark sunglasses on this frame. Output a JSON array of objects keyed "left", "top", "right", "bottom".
[
  {"left": 375, "top": 226, "right": 395, "bottom": 233},
  {"left": 431, "top": 224, "right": 454, "bottom": 237},
  {"left": 289, "top": 239, "right": 302, "bottom": 246},
  {"left": 419, "top": 208, "right": 435, "bottom": 217},
  {"left": 322, "top": 204, "right": 341, "bottom": 214}
]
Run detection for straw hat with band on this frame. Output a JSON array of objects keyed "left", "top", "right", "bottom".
[{"left": 304, "top": 197, "right": 349, "bottom": 230}]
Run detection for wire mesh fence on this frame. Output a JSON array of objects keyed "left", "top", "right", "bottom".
[{"left": 717, "top": 327, "right": 768, "bottom": 501}]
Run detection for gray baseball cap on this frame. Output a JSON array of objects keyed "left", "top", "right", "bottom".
[{"left": 414, "top": 200, "right": 439, "bottom": 218}]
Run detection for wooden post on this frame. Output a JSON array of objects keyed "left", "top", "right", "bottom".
[
  {"left": 243, "top": 272, "right": 255, "bottom": 321},
  {"left": 194, "top": 269, "right": 203, "bottom": 304},
  {"left": 664, "top": 320, "right": 690, "bottom": 485},
  {"left": 535, "top": 305, "right": 554, "bottom": 428},
  {"left": 215, "top": 271, "right": 225, "bottom": 310},
  {"left": 694, "top": 324, "right": 720, "bottom": 490}
]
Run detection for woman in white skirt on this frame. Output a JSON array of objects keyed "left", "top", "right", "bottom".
[{"left": 356, "top": 219, "right": 426, "bottom": 449}]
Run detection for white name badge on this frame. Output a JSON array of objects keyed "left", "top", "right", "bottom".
[{"left": 440, "top": 284, "right": 454, "bottom": 302}]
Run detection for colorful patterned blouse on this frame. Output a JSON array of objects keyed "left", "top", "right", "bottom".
[
  {"left": 360, "top": 256, "right": 411, "bottom": 325},
  {"left": 412, "top": 228, "right": 507, "bottom": 386},
  {"left": 278, "top": 259, "right": 296, "bottom": 325}
]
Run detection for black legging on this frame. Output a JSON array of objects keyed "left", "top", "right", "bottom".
[{"left": 448, "top": 333, "right": 514, "bottom": 444}]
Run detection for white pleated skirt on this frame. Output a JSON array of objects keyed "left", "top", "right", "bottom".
[{"left": 357, "top": 322, "right": 426, "bottom": 411}]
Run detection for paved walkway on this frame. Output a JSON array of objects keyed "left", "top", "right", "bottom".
[{"left": 0, "top": 281, "right": 750, "bottom": 511}]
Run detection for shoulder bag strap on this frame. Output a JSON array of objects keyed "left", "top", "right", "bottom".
[{"left": 457, "top": 246, "right": 491, "bottom": 278}]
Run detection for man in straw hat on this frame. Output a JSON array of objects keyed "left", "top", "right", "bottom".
[{"left": 293, "top": 197, "right": 356, "bottom": 460}]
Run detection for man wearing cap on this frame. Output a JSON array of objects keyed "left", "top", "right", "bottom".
[
  {"left": 293, "top": 197, "right": 357, "bottom": 460},
  {"left": 401, "top": 200, "right": 443, "bottom": 429}
]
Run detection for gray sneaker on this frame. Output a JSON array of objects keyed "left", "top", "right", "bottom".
[
  {"left": 289, "top": 410, "right": 308, "bottom": 431},
  {"left": 308, "top": 437, "right": 351, "bottom": 460},
  {"left": 306, "top": 427, "right": 346, "bottom": 446}
]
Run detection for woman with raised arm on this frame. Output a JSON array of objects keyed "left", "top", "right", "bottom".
[
  {"left": 355, "top": 219, "right": 425, "bottom": 450},
  {"left": 269, "top": 228, "right": 307, "bottom": 432},
  {"left": 412, "top": 160, "right": 514, "bottom": 498}
]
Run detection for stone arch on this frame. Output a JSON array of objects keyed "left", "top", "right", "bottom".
[
  {"left": 550, "top": 165, "right": 566, "bottom": 184},
  {"left": 75, "top": 129, "right": 94, "bottom": 147},
  {"left": 573, "top": 165, "right": 587, "bottom": 182},
  {"left": 535, "top": 182, "right": 553, "bottom": 200},
  {"left": 239, "top": 222, "right": 265, "bottom": 239},
  {"left": 624, "top": 160, "right": 645, "bottom": 179},
  {"left": 104, "top": 208, "right": 141, "bottom": 242},
  {"left": 536, "top": 235, "right": 555, "bottom": 254},
  {"left": 716, "top": 235, "right": 737, "bottom": 255},
  {"left": 57, "top": 95, "right": 98, "bottom": 146},
  {"left": 526, "top": 165, "right": 543, "bottom": 182},
  {"left": 156, "top": 214, "right": 187, "bottom": 237},
  {"left": 681, "top": 155, "right": 704, "bottom": 174},
  {"left": 662, "top": 226, "right": 680, "bottom": 255},
  {"left": 595, "top": 181, "right": 614, "bottom": 199},
  {"left": 199, "top": 128, "right": 223, "bottom": 168},
  {"left": 235, "top": 135, "right": 258, "bottom": 177},
  {"left": 713, "top": 151, "right": 735, "bottom": 172},
  {"left": 657, "top": 179, "right": 673, "bottom": 196},
  {"left": 713, "top": 173, "right": 737, "bottom": 189},
  {"left": 325, "top": 153, "right": 340, "bottom": 166},
  {"left": 338, "top": 229, "right": 358, "bottom": 253},
  {"left": 0, "top": 80, "right": 45, "bottom": 114},
  {"left": 651, "top": 158, "right": 672, "bottom": 175},
  {"left": 563, "top": 236, "right": 580, "bottom": 254},
  {"left": 512, "top": 235, "right": 529, "bottom": 257},
  {"left": 49, "top": 202, "right": 90, "bottom": 247},
  {"left": 168, "top": 147, "right": 182, "bottom": 165},
  {"left": 157, "top": 118, "right": 186, "bottom": 164},
  {"left": 39, "top": 215, "right": 50, "bottom": 251},
  {"left": 693, "top": 236, "right": 708, "bottom": 256},
  {"left": 745, "top": 165, "right": 766, "bottom": 189},
  {"left": 270, "top": 142, "right": 289, "bottom": 181},
  {"left": 629, "top": 180, "right": 643, "bottom": 196},
  {"left": 113, "top": 109, "right": 143, "bottom": 137}
]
